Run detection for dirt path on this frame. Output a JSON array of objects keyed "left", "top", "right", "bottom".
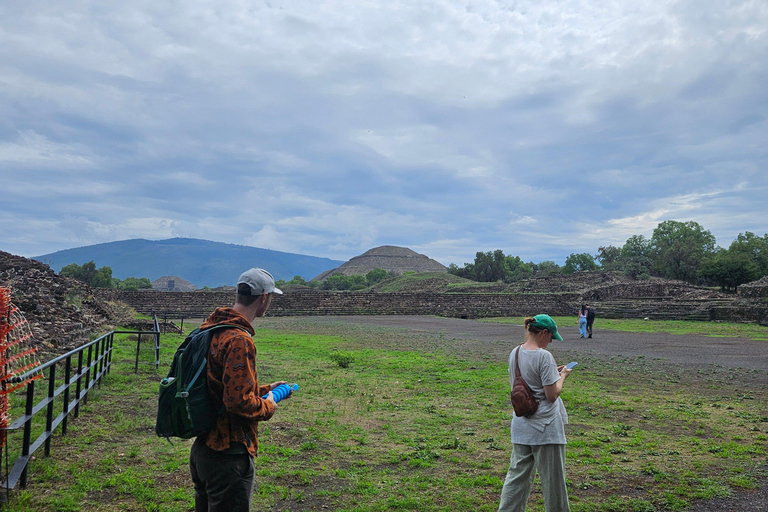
[{"left": 263, "top": 315, "right": 768, "bottom": 512}]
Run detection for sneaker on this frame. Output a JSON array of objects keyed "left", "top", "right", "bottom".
[{"left": 588, "top": 335, "right": 592, "bottom": 338}]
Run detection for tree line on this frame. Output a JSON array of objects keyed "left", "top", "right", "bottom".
[
  {"left": 448, "top": 220, "right": 768, "bottom": 292},
  {"left": 59, "top": 261, "right": 153, "bottom": 290},
  {"left": 275, "top": 268, "right": 394, "bottom": 291}
]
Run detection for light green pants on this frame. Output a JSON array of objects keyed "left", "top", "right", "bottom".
[{"left": 498, "top": 443, "right": 570, "bottom": 512}]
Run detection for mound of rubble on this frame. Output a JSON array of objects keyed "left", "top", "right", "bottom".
[
  {"left": 738, "top": 275, "right": 768, "bottom": 298},
  {"left": 0, "top": 250, "right": 131, "bottom": 354}
]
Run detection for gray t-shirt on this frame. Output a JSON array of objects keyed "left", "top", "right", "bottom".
[{"left": 508, "top": 346, "right": 568, "bottom": 445}]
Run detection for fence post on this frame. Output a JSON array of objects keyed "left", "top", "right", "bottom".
[
  {"left": 134, "top": 333, "right": 141, "bottom": 373},
  {"left": 44, "top": 364, "right": 56, "bottom": 457},
  {"left": 106, "top": 332, "right": 114, "bottom": 375},
  {"left": 84, "top": 344, "right": 93, "bottom": 405},
  {"left": 74, "top": 350, "right": 83, "bottom": 417},
  {"left": 62, "top": 355, "right": 71, "bottom": 436},
  {"left": 20, "top": 381, "right": 34, "bottom": 489},
  {"left": 96, "top": 337, "right": 103, "bottom": 387}
]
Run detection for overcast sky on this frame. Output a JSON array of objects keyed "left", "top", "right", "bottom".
[{"left": 2, "top": 0, "right": 766, "bottom": 267}]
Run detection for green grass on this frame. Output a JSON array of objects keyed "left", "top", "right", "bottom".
[
  {"left": 480, "top": 316, "right": 768, "bottom": 341},
  {"left": 2, "top": 318, "right": 767, "bottom": 511}
]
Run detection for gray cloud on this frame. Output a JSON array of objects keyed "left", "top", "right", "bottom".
[{"left": 2, "top": 0, "right": 766, "bottom": 266}]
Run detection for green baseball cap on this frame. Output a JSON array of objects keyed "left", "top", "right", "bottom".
[{"left": 531, "top": 314, "right": 563, "bottom": 341}]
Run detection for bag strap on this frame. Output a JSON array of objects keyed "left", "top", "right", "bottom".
[{"left": 514, "top": 345, "right": 523, "bottom": 379}]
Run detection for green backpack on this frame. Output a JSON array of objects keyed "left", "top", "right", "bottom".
[{"left": 156, "top": 324, "right": 249, "bottom": 440}]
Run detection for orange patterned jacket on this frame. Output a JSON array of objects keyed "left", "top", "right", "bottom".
[{"left": 200, "top": 307, "right": 275, "bottom": 457}]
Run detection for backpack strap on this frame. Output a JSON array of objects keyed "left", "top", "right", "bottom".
[{"left": 201, "top": 324, "right": 251, "bottom": 335}]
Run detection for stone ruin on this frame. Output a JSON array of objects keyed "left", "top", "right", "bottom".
[
  {"left": 0, "top": 251, "right": 130, "bottom": 354},
  {"left": 738, "top": 275, "right": 768, "bottom": 298}
]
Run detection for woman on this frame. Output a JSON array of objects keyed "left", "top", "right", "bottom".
[
  {"left": 498, "top": 314, "right": 572, "bottom": 512},
  {"left": 578, "top": 305, "right": 588, "bottom": 339}
]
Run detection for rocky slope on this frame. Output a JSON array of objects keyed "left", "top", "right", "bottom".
[{"left": 0, "top": 251, "right": 130, "bottom": 354}]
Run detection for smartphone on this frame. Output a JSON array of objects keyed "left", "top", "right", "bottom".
[{"left": 565, "top": 362, "right": 578, "bottom": 370}]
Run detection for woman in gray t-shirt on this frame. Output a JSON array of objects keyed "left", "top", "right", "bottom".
[{"left": 498, "top": 314, "right": 573, "bottom": 512}]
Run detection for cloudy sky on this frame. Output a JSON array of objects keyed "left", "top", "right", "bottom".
[{"left": 2, "top": 0, "right": 766, "bottom": 267}]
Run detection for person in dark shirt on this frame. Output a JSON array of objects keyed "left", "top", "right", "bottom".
[{"left": 585, "top": 305, "right": 596, "bottom": 338}]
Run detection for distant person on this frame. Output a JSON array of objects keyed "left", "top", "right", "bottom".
[
  {"left": 190, "top": 268, "right": 289, "bottom": 512},
  {"left": 586, "top": 305, "right": 596, "bottom": 338},
  {"left": 578, "top": 305, "right": 588, "bottom": 338},
  {"left": 498, "top": 314, "right": 572, "bottom": 512}
]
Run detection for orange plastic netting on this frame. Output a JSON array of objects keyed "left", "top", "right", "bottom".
[{"left": 0, "top": 288, "right": 43, "bottom": 448}]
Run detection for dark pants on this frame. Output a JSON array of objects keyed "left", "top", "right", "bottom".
[
  {"left": 190, "top": 437, "right": 255, "bottom": 512},
  {"left": 586, "top": 321, "right": 594, "bottom": 337}
]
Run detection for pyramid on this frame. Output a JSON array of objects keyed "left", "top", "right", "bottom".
[{"left": 312, "top": 246, "right": 446, "bottom": 281}]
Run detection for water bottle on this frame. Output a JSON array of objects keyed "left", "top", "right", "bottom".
[{"left": 263, "top": 383, "right": 298, "bottom": 403}]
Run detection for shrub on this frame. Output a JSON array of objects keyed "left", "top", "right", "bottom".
[{"left": 330, "top": 352, "right": 354, "bottom": 368}]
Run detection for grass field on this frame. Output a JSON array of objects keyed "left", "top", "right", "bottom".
[{"left": 2, "top": 317, "right": 767, "bottom": 511}]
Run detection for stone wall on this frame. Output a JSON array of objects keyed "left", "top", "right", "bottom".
[
  {"left": 92, "top": 289, "right": 768, "bottom": 323},
  {"left": 94, "top": 290, "right": 580, "bottom": 319}
]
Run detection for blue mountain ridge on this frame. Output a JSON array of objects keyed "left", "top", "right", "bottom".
[{"left": 33, "top": 238, "right": 344, "bottom": 288}]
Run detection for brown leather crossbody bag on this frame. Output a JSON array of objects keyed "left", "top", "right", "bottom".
[{"left": 510, "top": 345, "right": 540, "bottom": 417}]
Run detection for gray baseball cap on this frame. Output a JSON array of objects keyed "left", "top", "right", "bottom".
[{"left": 237, "top": 268, "right": 283, "bottom": 295}]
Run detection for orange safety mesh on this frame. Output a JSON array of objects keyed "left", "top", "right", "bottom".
[{"left": 0, "top": 287, "right": 43, "bottom": 449}]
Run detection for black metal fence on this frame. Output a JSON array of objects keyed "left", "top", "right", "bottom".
[
  {"left": 1, "top": 313, "right": 160, "bottom": 493},
  {"left": 127, "top": 313, "right": 161, "bottom": 372}
]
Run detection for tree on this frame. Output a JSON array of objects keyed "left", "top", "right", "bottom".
[
  {"left": 366, "top": 268, "right": 389, "bottom": 285},
  {"left": 80, "top": 261, "right": 98, "bottom": 285},
  {"left": 504, "top": 255, "right": 533, "bottom": 282},
  {"left": 59, "top": 261, "right": 116, "bottom": 288},
  {"left": 447, "top": 263, "right": 474, "bottom": 280},
  {"left": 321, "top": 274, "right": 367, "bottom": 290},
  {"left": 472, "top": 250, "right": 507, "bottom": 282},
  {"left": 448, "top": 251, "right": 532, "bottom": 282},
  {"left": 59, "top": 263, "right": 83, "bottom": 281},
  {"left": 729, "top": 232, "right": 768, "bottom": 277},
  {"left": 91, "top": 266, "right": 114, "bottom": 288},
  {"left": 700, "top": 250, "right": 760, "bottom": 292},
  {"left": 119, "top": 277, "right": 152, "bottom": 291},
  {"left": 532, "top": 261, "right": 561, "bottom": 276},
  {"left": 620, "top": 235, "right": 652, "bottom": 279},
  {"left": 650, "top": 220, "right": 716, "bottom": 283},
  {"left": 563, "top": 253, "right": 599, "bottom": 274},
  {"left": 596, "top": 246, "right": 622, "bottom": 270}
]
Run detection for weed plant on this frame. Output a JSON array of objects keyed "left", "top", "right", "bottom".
[{"left": 3, "top": 317, "right": 766, "bottom": 511}]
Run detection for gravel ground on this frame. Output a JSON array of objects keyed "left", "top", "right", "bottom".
[{"left": 265, "top": 315, "right": 768, "bottom": 512}]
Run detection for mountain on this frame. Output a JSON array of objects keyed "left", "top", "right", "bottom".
[{"left": 34, "top": 238, "right": 344, "bottom": 288}]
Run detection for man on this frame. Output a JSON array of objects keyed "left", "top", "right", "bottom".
[
  {"left": 586, "top": 304, "right": 596, "bottom": 338},
  {"left": 190, "top": 268, "right": 287, "bottom": 512}
]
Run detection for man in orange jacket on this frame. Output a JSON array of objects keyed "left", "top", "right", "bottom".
[{"left": 190, "top": 268, "right": 288, "bottom": 512}]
